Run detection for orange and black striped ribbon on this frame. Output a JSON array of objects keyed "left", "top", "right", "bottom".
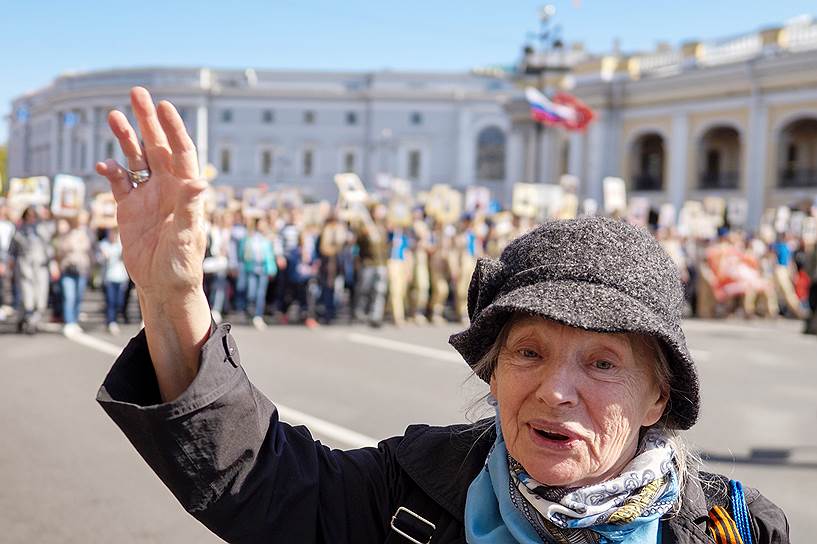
[{"left": 708, "top": 505, "right": 744, "bottom": 544}]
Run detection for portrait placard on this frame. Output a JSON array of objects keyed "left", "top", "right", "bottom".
[
  {"left": 602, "top": 177, "right": 627, "bottom": 215},
  {"left": 512, "top": 184, "right": 539, "bottom": 218},
  {"left": 658, "top": 203, "right": 676, "bottom": 229},
  {"left": 334, "top": 173, "right": 368, "bottom": 204},
  {"left": 557, "top": 193, "right": 579, "bottom": 220},
  {"left": 726, "top": 198, "right": 748, "bottom": 228},
  {"left": 492, "top": 211, "right": 514, "bottom": 237},
  {"left": 774, "top": 206, "right": 791, "bottom": 234},
  {"left": 789, "top": 211, "right": 806, "bottom": 238},
  {"left": 203, "top": 163, "right": 219, "bottom": 183},
  {"left": 8, "top": 176, "right": 51, "bottom": 212},
  {"left": 627, "top": 197, "right": 650, "bottom": 227},
  {"left": 242, "top": 188, "right": 265, "bottom": 218},
  {"left": 802, "top": 217, "right": 817, "bottom": 245},
  {"left": 302, "top": 203, "right": 329, "bottom": 226},
  {"left": 703, "top": 196, "right": 726, "bottom": 227},
  {"left": 391, "top": 178, "right": 412, "bottom": 197},
  {"left": 465, "top": 186, "right": 491, "bottom": 213},
  {"left": 426, "top": 185, "right": 462, "bottom": 225},
  {"left": 51, "top": 174, "right": 85, "bottom": 218},
  {"left": 582, "top": 198, "right": 598, "bottom": 216},
  {"left": 539, "top": 184, "right": 563, "bottom": 219},
  {"left": 388, "top": 198, "right": 413, "bottom": 228},
  {"left": 213, "top": 186, "right": 235, "bottom": 210},
  {"left": 91, "top": 192, "right": 117, "bottom": 229},
  {"left": 559, "top": 174, "right": 579, "bottom": 193}
]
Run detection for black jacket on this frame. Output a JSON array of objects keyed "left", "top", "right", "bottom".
[{"left": 97, "top": 324, "right": 789, "bottom": 544}]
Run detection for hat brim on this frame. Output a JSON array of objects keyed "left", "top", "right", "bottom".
[{"left": 449, "top": 279, "right": 699, "bottom": 430}]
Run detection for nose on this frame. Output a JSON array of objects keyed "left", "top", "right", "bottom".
[{"left": 534, "top": 359, "right": 579, "bottom": 408}]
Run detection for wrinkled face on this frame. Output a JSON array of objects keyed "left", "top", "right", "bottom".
[{"left": 490, "top": 317, "right": 668, "bottom": 487}]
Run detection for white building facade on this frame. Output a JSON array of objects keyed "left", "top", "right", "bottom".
[
  {"left": 7, "top": 68, "right": 513, "bottom": 200},
  {"left": 510, "top": 17, "right": 817, "bottom": 227}
]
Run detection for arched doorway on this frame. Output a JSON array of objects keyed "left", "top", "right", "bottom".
[
  {"left": 698, "top": 126, "right": 741, "bottom": 189},
  {"left": 475, "top": 126, "right": 506, "bottom": 181},
  {"left": 779, "top": 117, "right": 817, "bottom": 187},
  {"left": 630, "top": 133, "right": 665, "bottom": 191}
]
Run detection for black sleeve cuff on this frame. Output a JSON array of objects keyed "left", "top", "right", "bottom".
[{"left": 96, "top": 320, "right": 240, "bottom": 417}]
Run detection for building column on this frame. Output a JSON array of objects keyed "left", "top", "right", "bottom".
[
  {"left": 668, "top": 112, "right": 689, "bottom": 211},
  {"left": 505, "top": 128, "right": 525, "bottom": 206},
  {"left": 86, "top": 107, "right": 97, "bottom": 176},
  {"left": 537, "top": 126, "right": 561, "bottom": 184},
  {"left": 52, "top": 112, "right": 62, "bottom": 174},
  {"left": 456, "top": 108, "right": 473, "bottom": 186},
  {"left": 524, "top": 124, "right": 537, "bottom": 183},
  {"left": 568, "top": 131, "right": 585, "bottom": 193},
  {"left": 746, "top": 99, "right": 768, "bottom": 229},
  {"left": 61, "top": 114, "right": 73, "bottom": 174},
  {"left": 195, "top": 104, "right": 209, "bottom": 174},
  {"left": 585, "top": 112, "right": 606, "bottom": 203}
]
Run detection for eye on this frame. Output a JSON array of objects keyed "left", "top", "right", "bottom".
[
  {"left": 594, "top": 360, "right": 615, "bottom": 370},
  {"left": 518, "top": 348, "right": 540, "bottom": 359}
]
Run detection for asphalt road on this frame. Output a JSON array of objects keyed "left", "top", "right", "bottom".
[{"left": 1, "top": 316, "right": 814, "bottom": 543}]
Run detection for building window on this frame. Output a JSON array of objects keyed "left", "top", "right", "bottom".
[
  {"left": 475, "top": 126, "right": 506, "bottom": 181},
  {"left": 698, "top": 126, "right": 740, "bottom": 189},
  {"left": 344, "top": 151, "right": 356, "bottom": 173},
  {"left": 304, "top": 110, "right": 315, "bottom": 124},
  {"left": 303, "top": 149, "right": 314, "bottom": 177},
  {"left": 262, "top": 109, "right": 274, "bottom": 124},
  {"left": 408, "top": 150, "right": 422, "bottom": 180},
  {"left": 261, "top": 149, "right": 273, "bottom": 176},
  {"left": 221, "top": 109, "right": 233, "bottom": 123},
  {"left": 630, "top": 133, "right": 665, "bottom": 191},
  {"left": 410, "top": 112, "right": 423, "bottom": 126},
  {"left": 220, "top": 148, "right": 231, "bottom": 174},
  {"left": 104, "top": 140, "right": 115, "bottom": 160},
  {"left": 346, "top": 111, "right": 358, "bottom": 125},
  {"left": 778, "top": 118, "right": 817, "bottom": 187}
]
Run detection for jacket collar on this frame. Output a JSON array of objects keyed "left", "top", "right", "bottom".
[
  {"left": 397, "top": 421, "right": 715, "bottom": 542},
  {"left": 396, "top": 420, "right": 495, "bottom": 522}
]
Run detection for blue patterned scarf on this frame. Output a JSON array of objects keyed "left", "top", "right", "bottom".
[{"left": 464, "top": 416, "right": 679, "bottom": 543}]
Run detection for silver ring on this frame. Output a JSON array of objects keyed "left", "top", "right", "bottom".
[{"left": 126, "top": 167, "right": 151, "bottom": 185}]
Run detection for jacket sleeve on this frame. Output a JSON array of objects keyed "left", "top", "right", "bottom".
[{"left": 96, "top": 323, "right": 402, "bottom": 543}]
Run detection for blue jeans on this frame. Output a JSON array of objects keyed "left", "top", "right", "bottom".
[
  {"left": 246, "top": 272, "right": 270, "bottom": 318},
  {"left": 235, "top": 269, "right": 248, "bottom": 313},
  {"left": 104, "top": 281, "right": 127, "bottom": 325},
  {"left": 60, "top": 273, "right": 87, "bottom": 325},
  {"left": 207, "top": 272, "right": 228, "bottom": 313}
]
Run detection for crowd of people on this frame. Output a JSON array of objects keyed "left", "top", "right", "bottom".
[{"left": 1, "top": 196, "right": 816, "bottom": 336}]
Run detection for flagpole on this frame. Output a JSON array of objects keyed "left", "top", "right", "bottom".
[{"left": 528, "top": 4, "right": 565, "bottom": 184}]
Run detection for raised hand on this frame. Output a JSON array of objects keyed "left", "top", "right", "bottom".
[
  {"left": 95, "top": 87, "right": 207, "bottom": 298},
  {"left": 96, "top": 87, "right": 212, "bottom": 401}
]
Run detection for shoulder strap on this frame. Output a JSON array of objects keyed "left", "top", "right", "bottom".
[{"left": 385, "top": 505, "right": 438, "bottom": 544}]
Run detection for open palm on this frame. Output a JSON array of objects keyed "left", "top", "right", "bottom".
[{"left": 96, "top": 87, "right": 208, "bottom": 298}]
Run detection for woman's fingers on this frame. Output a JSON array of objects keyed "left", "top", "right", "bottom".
[
  {"left": 157, "top": 100, "right": 199, "bottom": 180},
  {"left": 107, "top": 110, "right": 148, "bottom": 172},
  {"left": 130, "top": 87, "right": 171, "bottom": 166},
  {"left": 95, "top": 159, "right": 132, "bottom": 202}
]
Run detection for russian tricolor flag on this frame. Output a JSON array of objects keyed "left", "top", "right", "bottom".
[{"left": 525, "top": 87, "right": 594, "bottom": 131}]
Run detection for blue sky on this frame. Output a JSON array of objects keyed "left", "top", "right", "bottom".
[{"left": 2, "top": 0, "right": 815, "bottom": 143}]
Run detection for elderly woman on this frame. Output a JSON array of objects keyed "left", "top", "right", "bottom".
[{"left": 96, "top": 88, "right": 788, "bottom": 544}]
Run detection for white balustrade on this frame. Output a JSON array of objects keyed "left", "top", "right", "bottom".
[
  {"left": 785, "top": 22, "right": 817, "bottom": 52},
  {"left": 699, "top": 33, "right": 762, "bottom": 66}
]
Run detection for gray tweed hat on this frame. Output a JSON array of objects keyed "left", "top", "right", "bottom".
[{"left": 449, "top": 216, "right": 699, "bottom": 430}]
